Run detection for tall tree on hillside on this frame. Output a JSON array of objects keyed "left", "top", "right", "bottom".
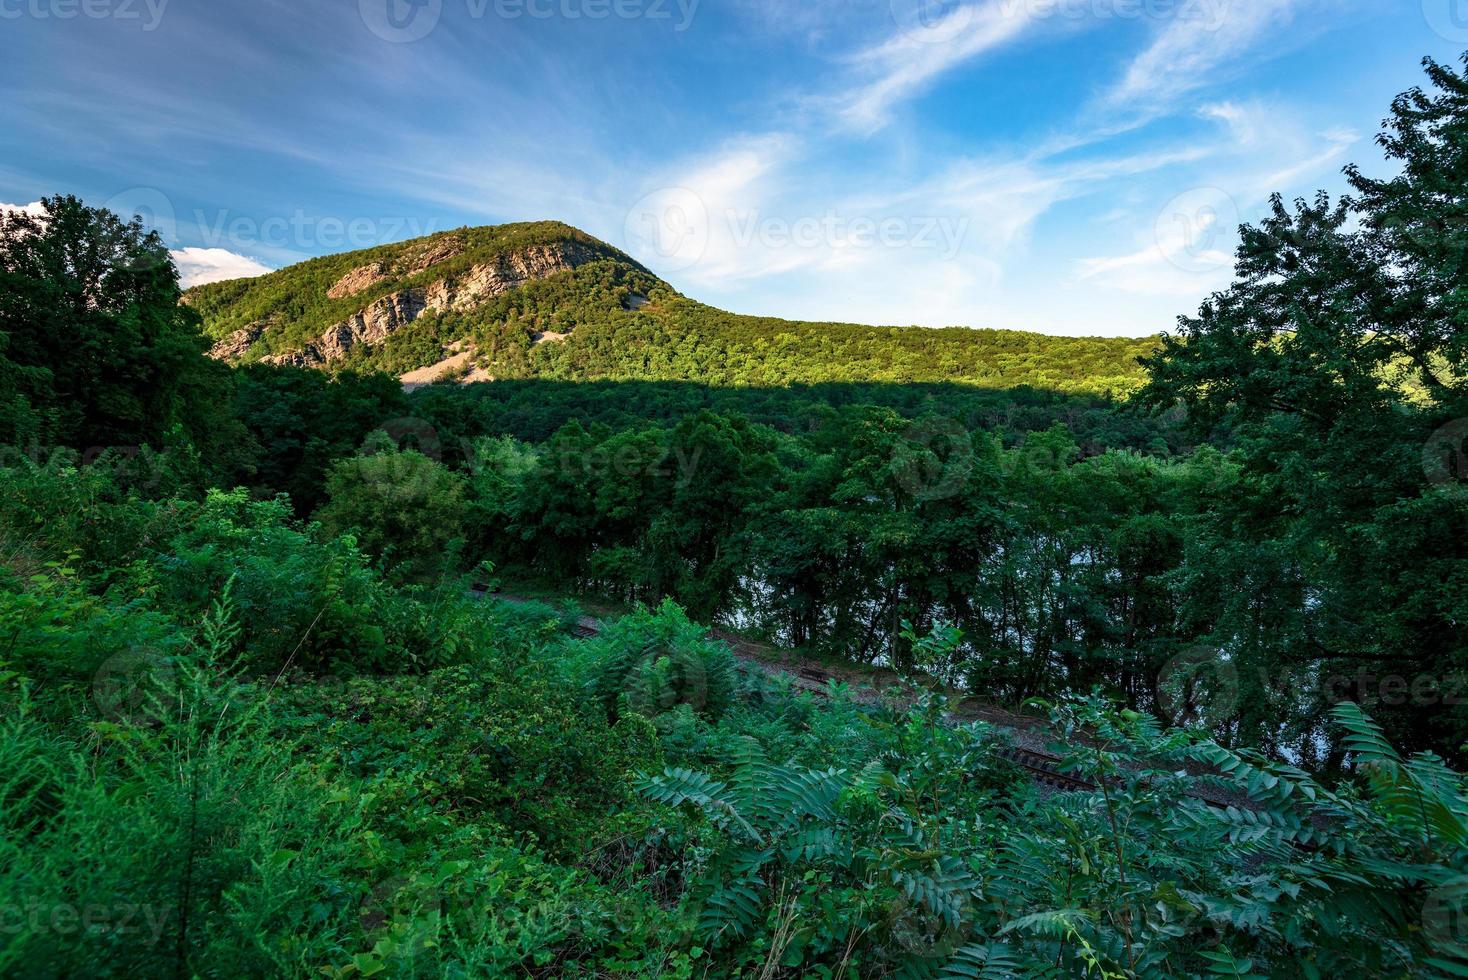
[
  {"left": 1139, "top": 56, "right": 1468, "bottom": 760},
  {"left": 0, "top": 195, "right": 240, "bottom": 458}
]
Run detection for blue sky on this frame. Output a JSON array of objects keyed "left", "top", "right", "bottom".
[{"left": 3, "top": 0, "right": 1463, "bottom": 336}]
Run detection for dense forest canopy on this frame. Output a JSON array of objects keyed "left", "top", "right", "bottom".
[{"left": 1, "top": 54, "right": 1467, "bottom": 979}]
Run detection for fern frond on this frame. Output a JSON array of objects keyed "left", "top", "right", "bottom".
[
  {"left": 638, "top": 767, "right": 764, "bottom": 843},
  {"left": 1333, "top": 702, "right": 1402, "bottom": 767},
  {"left": 942, "top": 942, "right": 1026, "bottom": 978},
  {"left": 698, "top": 869, "right": 765, "bottom": 946}
]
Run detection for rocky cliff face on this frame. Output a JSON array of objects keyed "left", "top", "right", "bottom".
[
  {"left": 421, "top": 242, "right": 602, "bottom": 314},
  {"left": 326, "top": 262, "right": 388, "bottom": 300},
  {"left": 266, "top": 289, "right": 430, "bottom": 367},
  {"left": 214, "top": 240, "right": 603, "bottom": 367},
  {"left": 326, "top": 236, "right": 467, "bottom": 300},
  {"left": 208, "top": 323, "right": 265, "bottom": 361}
]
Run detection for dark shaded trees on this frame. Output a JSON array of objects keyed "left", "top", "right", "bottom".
[{"left": 0, "top": 196, "right": 241, "bottom": 461}]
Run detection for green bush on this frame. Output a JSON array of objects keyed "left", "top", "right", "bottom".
[
  {"left": 273, "top": 663, "right": 662, "bottom": 857},
  {"left": 316, "top": 438, "right": 470, "bottom": 584},
  {"left": 562, "top": 599, "right": 737, "bottom": 725},
  {"left": 0, "top": 598, "right": 369, "bottom": 978}
]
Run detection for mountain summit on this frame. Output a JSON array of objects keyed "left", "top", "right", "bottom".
[
  {"left": 189, "top": 222, "right": 648, "bottom": 374},
  {"left": 187, "top": 221, "right": 1157, "bottom": 396}
]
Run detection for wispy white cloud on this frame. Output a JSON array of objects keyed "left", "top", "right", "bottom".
[
  {"left": 1107, "top": 0, "right": 1305, "bottom": 116},
  {"left": 1075, "top": 100, "right": 1358, "bottom": 301},
  {"left": 1076, "top": 226, "right": 1236, "bottom": 298},
  {"left": 833, "top": 1, "right": 1039, "bottom": 134}
]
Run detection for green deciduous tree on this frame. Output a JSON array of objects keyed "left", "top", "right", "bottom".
[
  {"left": 0, "top": 196, "right": 242, "bottom": 464},
  {"left": 316, "top": 437, "right": 470, "bottom": 583},
  {"left": 1140, "top": 56, "right": 1468, "bottom": 759}
]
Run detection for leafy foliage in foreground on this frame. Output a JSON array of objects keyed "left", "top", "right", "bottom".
[{"left": 2, "top": 469, "right": 1466, "bottom": 976}]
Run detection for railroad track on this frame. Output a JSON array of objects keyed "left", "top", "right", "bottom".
[
  {"left": 482, "top": 589, "right": 1105, "bottom": 795},
  {"left": 993, "top": 746, "right": 1098, "bottom": 793},
  {"left": 473, "top": 589, "right": 1353, "bottom": 864}
]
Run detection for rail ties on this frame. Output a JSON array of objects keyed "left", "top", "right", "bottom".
[
  {"left": 478, "top": 592, "right": 1243, "bottom": 811},
  {"left": 993, "top": 746, "right": 1097, "bottom": 793}
]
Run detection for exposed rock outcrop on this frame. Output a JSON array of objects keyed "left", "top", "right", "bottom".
[
  {"left": 327, "top": 262, "right": 388, "bottom": 300},
  {"left": 326, "top": 238, "right": 466, "bottom": 300},
  {"left": 264, "top": 288, "right": 428, "bottom": 368},
  {"left": 400, "top": 237, "right": 464, "bottom": 275},
  {"left": 422, "top": 243, "right": 602, "bottom": 314},
  {"left": 208, "top": 323, "right": 265, "bottom": 360},
  {"left": 257, "top": 241, "right": 601, "bottom": 368}
]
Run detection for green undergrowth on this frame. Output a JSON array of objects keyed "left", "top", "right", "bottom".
[{"left": 3, "top": 460, "right": 1466, "bottom": 978}]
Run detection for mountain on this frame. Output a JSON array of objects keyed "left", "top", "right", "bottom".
[{"left": 187, "top": 222, "right": 1159, "bottom": 398}]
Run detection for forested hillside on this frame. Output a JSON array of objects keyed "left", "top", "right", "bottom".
[
  {"left": 189, "top": 228, "right": 1158, "bottom": 398},
  {"left": 1, "top": 54, "right": 1466, "bottom": 979},
  {"left": 184, "top": 221, "right": 638, "bottom": 356}
]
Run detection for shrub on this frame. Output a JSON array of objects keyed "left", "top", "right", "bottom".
[
  {"left": 274, "top": 663, "right": 662, "bottom": 857},
  {"left": 562, "top": 599, "right": 737, "bottom": 724},
  {"left": 0, "top": 598, "right": 369, "bottom": 978},
  {"left": 316, "top": 438, "right": 469, "bottom": 584}
]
